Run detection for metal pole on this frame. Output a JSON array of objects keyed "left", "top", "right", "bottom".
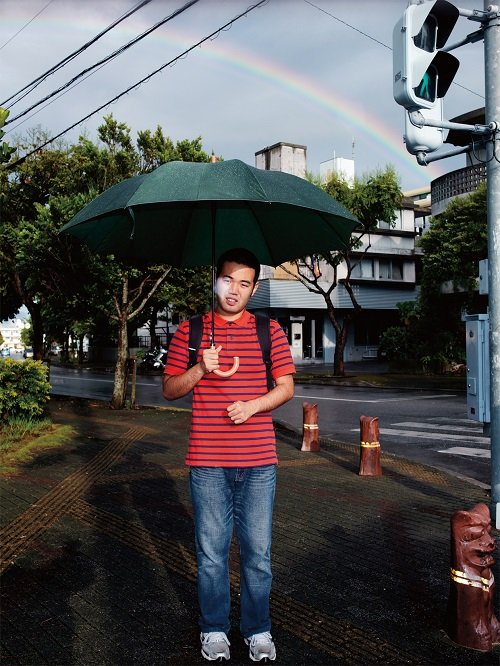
[{"left": 484, "top": 2, "right": 500, "bottom": 527}]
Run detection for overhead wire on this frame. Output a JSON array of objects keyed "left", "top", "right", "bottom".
[
  {"left": 303, "top": 0, "right": 484, "bottom": 100},
  {"left": 8, "top": 0, "right": 269, "bottom": 169},
  {"left": 1, "top": 0, "right": 153, "bottom": 108},
  {"left": 0, "top": 0, "right": 55, "bottom": 52},
  {"left": 5, "top": 0, "right": 201, "bottom": 126}
]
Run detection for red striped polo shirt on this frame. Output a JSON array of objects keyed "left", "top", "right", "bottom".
[{"left": 164, "top": 310, "right": 295, "bottom": 467}]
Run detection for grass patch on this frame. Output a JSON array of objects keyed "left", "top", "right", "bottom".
[{"left": 0, "top": 417, "right": 76, "bottom": 473}]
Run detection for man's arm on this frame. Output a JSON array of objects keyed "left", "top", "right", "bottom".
[
  {"left": 162, "top": 345, "right": 222, "bottom": 400},
  {"left": 226, "top": 374, "right": 294, "bottom": 425}
]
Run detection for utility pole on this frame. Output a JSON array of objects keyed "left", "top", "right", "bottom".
[{"left": 484, "top": 2, "right": 500, "bottom": 527}]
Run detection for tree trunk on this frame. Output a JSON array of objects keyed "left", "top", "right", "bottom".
[
  {"left": 30, "top": 304, "right": 44, "bottom": 360},
  {"left": 333, "top": 321, "right": 350, "bottom": 376},
  {"left": 111, "top": 313, "right": 129, "bottom": 409},
  {"left": 149, "top": 307, "right": 158, "bottom": 347},
  {"left": 77, "top": 334, "right": 85, "bottom": 364}
]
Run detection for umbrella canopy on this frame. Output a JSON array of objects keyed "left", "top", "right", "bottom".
[{"left": 60, "top": 159, "right": 359, "bottom": 267}]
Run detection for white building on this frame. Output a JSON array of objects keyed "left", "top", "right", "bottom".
[
  {"left": 320, "top": 156, "right": 355, "bottom": 188},
  {"left": 0, "top": 316, "right": 29, "bottom": 352}
]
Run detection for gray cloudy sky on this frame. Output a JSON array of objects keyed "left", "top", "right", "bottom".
[{"left": 1, "top": 0, "right": 486, "bottom": 191}]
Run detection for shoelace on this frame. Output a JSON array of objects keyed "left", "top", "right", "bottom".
[
  {"left": 250, "top": 632, "right": 272, "bottom": 647},
  {"left": 202, "top": 632, "right": 230, "bottom": 646}
]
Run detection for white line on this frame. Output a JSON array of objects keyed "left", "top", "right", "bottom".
[
  {"left": 381, "top": 394, "right": 456, "bottom": 402},
  {"left": 438, "top": 447, "right": 491, "bottom": 459},
  {"left": 51, "top": 377, "right": 158, "bottom": 387},
  {"left": 350, "top": 427, "right": 490, "bottom": 444},
  {"left": 294, "top": 394, "right": 378, "bottom": 403},
  {"left": 294, "top": 393, "right": 455, "bottom": 404},
  {"left": 392, "top": 421, "right": 484, "bottom": 433},
  {"left": 51, "top": 376, "right": 114, "bottom": 384}
]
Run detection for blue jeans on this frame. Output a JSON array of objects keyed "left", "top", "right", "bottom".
[{"left": 189, "top": 465, "right": 276, "bottom": 638}]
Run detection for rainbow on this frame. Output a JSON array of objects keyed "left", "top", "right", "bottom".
[
  {"left": 3, "top": 9, "right": 443, "bottom": 182},
  {"left": 177, "top": 33, "right": 444, "bottom": 181}
]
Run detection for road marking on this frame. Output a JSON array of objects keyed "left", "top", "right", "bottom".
[
  {"left": 294, "top": 393, "right": 378, "bottom": 403},
  {"left": 350, "top": 427, "right": 490, "bottom": 444},
  {"left": 438, "top": 447, "right": 491, "bottom": 459},
  {"left": 392, "top": 421, "right": 484, "bottom": 433},
  {"left": 295, "top": 393, "right": 455, "bottom": 404},
  {"left": 51, "top": 376, "right": 159, "bottom": 387}
]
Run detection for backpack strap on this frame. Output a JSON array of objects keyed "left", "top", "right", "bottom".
[
  {"left": 188, "top": 314, "right": 203, "bottom": 369},
  {"left": 255, "top": 312, "right": 274, "bottom": 391}
]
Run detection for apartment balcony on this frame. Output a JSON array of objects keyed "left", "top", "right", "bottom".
[{"left": 431, "top": 163, "right": 486, "bottom": 216}]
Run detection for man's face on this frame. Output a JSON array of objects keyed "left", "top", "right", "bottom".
[{"left": 215, "top": 261, "right": 258, "bottom": 319}]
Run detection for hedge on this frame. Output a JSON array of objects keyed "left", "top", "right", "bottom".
[{"left": 0, "top": 358, "right": 51, "bottom": 421}]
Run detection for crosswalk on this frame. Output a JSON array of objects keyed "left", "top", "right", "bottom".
[{"left": 352, "top": 417, "right": 491, "bottom": 459}]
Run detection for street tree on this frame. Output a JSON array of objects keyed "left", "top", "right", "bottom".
[
  {"left": 280, "top": 167, "right": 402, "bottom": 375},
  {"left": 380, "top": 182, "right": 487, "bottom": 370}
]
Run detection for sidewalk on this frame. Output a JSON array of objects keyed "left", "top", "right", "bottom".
[{"left": 1, "top": 397, "right": 498, "bottom": 665}]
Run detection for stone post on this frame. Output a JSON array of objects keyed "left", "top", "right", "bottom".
[
  {"left": 358, "top": 415, "right": 382, "bottom": 476},
  {"left": 301, "top": 402, "right": 320, "bottom": 452}
]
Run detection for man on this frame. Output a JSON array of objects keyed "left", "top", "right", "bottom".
[{"left": 163, "top": 248, "right": 295, "bottom": 662}]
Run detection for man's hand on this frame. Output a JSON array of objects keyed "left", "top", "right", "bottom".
[
  {"left": 227, "top": 400, "right": 257, "bottom": 425},
  {"left": 200, "top": 345, "right": 222, "bottom": 374},
  {"left": 225, "top": 375, "right": 294, "bottom": 424}
]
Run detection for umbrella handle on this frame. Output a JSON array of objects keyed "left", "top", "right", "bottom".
[{"left": 212, "top": 345, "right": 240, "bottom": 378}]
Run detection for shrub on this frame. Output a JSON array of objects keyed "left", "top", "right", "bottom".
[{"left": 0, "top": 358, "right": 51, "bottom": 421}]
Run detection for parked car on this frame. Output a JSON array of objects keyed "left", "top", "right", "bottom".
[
  {"left": 1, "top": 347, "right": 10, "bottom": 357},
  {"left": 23, "top": 348, "right": 33, "bottom": 358}
]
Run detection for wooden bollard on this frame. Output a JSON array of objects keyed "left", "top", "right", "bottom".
[
  {"left": 358, "top": 415, "right": 382, "bottom": 476},
  {"left": 445, "top": 503, "right": 500, "bottom": 651},
  {"left": 301, "top": 402, "right": 320, "bottom": 452}
]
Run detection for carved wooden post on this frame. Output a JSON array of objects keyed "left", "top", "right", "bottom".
[
  {"left": 445, "top": 503, "right": 500, "bottom": 651},
  {"left": 358, "top": 415, "right": 382, "bottom": 476},
  {"left": 301, "top": 402, "right": 319, "bottom": 452}
]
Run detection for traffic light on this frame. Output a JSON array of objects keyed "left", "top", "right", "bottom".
[
  {"left": 393, "top": 0, "right": 460, "bottom": 110},
  {"left": 404, "top": 101, "right": 445, "bottom": 155}
]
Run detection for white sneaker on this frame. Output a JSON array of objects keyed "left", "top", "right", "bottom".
[
  {"left": 200, "top": 632, "right": 230, "bottom": 661},
  {"left": 245, "top": 632, "right": 276, "bottom": 662}
]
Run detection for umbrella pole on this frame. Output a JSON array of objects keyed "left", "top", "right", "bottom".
[
  {"left": 211, "top": 203, "right": 216, "bottom": 346},
  {"left": 210, "top": 201, "right": 239, "bottom": 378}
]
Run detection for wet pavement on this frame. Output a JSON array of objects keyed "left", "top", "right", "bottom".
[{"left": 1, "top": 397, "right": 499, "bottom": 665}]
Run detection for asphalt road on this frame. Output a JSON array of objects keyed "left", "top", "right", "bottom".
[{"left": 48, "top": 365, "right": 491, "bottom": 488}]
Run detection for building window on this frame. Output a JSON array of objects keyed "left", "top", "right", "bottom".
[
  {"left": 378, "top": 259, "right": 403, "bottom": 280},
  {"left": 351, "top": 258, "right": 374, "bottom": 278}
]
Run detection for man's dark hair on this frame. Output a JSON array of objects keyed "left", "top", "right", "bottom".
[{"left": 216, "top": 248, "right": 260, "bottom": 283}]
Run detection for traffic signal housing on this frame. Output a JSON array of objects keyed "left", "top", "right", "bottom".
[
  {"left": 404, "top": 101, "right": 445, "bottom": 155},
  {"left": 393, "top": 0, "right": 460, "bottom": 110}
]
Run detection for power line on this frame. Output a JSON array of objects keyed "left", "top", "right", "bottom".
[
  {"left": 303, "top": 0, "right": 484, "bottom": 100},
  {"left": 8, "top": 0, "right": 269, "bottom": 169},
  {"left": 1, "top": 0, "right": 153, "bottom": 108},
  {"left": 0, "top": 0, "right": 55, "bottom": 52},
  {"left": 5, "top": 0, "right": 201, "bottom": 126}
]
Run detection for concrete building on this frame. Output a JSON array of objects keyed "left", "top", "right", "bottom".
[
  {"left": 319, "top": 156, "right": 355, "bottom": 188},
  {"left": 255, "top": 142, "right": 307, "bottom": 178}
]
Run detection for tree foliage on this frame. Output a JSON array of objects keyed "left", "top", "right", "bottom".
[
  {"left": 380, "top": 183, "right": 487, "bottom": 371},
  {"left": 0, "top": 114, "right": 213, "bottom": 407}
]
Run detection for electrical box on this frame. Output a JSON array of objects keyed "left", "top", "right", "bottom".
[{"left": 465, "top": 314, "right": 490, "bottom": 423}]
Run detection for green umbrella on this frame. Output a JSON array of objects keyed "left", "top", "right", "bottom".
[
  {"left": 61, "top": 159, "right": 359, "bottom": 376},
  {"left": 61, "top": 159, "right": 359, "bottom": 267}
]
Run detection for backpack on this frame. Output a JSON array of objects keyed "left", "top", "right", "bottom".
[{"left": 188, "top": 312, "right": 274, "bottom": 390}]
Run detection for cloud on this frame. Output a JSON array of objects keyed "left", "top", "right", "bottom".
[{"left": 1, "top": 0, "right": 485, "bottom": 190}]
